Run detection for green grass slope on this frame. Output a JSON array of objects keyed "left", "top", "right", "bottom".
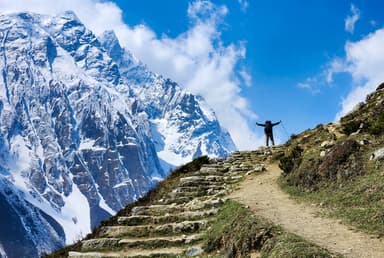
[{"left": 278, "top": 83, "right": 384, "bottom": 235}]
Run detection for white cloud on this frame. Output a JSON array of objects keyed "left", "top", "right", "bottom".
[
  {"left": 300, "top": 25, "right": 384, "bottom": 121},
  {"left": 317, "top": 26, "right": 384, "bottom": 120},
  {"left": 297, "top": 82, "right": 311, "bottom": 89},
  {"left": 239, "top": 68, "right": 252, "bottom": 87},
  {"left": 188, "top": 0, "right": 228, "bottom": 22},
  {"left": 238, "top": 0, "right": 249, "bottom": 12},
  {"left": 325, "top": 58, "right": 346, "bottom": 84},
  {"left": 345, "top": 4, "right": 360, "bottom": 33},
  {"left": 333, "top": 28, "right": 384, "bottom": 119},
  {"left": 296, "top": 76, "right": 321, "bottom": 94},
  {"left": 370, "top": 20, "right": 378, "bottom": 27},
  {"left": 0, "top": 0, "right": 262, "bottom": 149}
]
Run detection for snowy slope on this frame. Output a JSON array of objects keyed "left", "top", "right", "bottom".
[{"left": 0, "top": 11, "right": 235, "bottom": 257}]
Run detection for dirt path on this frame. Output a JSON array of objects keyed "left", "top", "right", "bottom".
[{"left": 230, "top": 163, "right": 384, "bottom": 258}]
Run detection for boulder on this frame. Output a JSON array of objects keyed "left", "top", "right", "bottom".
[
  {"left": 320, "top": 140, "right": 334, "bottom": 148},
  {"left": 186, "top": 246, "right": 204, "bottom": 256},
  {"left": 370, "top": 147, "right": 384, "bottom": 161}
]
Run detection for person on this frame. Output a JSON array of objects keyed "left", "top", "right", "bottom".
[{"left": 256, "top": 120, "right": 281, "bottom": 146}]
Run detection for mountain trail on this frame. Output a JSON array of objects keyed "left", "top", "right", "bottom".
[{"left": 230, "top": 163, "right": 384, "bottom": 258}]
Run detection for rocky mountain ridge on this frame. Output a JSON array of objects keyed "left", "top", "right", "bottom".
[
  {"left": 98, "top": 30, "right": 236, "bottom": 169},
  {"left": 0, "top": 11, "right": 235, "bottom": 258}
]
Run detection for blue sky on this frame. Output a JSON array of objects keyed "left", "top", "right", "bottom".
[
  {"left": 111, "top": 0, "right": 384, "bottom": 136},
  {"left": 2, "top": 0, "right": 384, "bottom": 149}
]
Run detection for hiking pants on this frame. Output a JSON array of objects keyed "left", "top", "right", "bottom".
[{"left": 266, "top": 133, "right": 275, "bottom": 147}]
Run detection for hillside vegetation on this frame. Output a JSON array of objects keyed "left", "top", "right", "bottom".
[{"left": 278, "top": 83, "right": 384, "bottom": 235}]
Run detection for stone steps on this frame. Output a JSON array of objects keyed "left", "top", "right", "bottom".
[{"left": 66, "top": 149, "right": 274, "bottom": 257}]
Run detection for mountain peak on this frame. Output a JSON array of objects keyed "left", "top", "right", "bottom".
[
  {"left": 57, "top": 10, "right": 80, "bottom": 22},
  {"left": 98, "top": 30, "right": 124, "bottom": 61},
  {"left": 99, "top": 30, "right": 119, "bottom": 44}
]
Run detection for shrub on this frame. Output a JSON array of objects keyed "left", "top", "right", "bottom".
[
  {"left": 279, "top": 145, "right": 303, "bottom": 174},
  {"left": 368, "top": 113, "right": 384, "bottom": 135},
  {"left": 376, "top": 82, "right": 384, "bottom": 91},
  {"left": 341, "top": 119, "right": 361, "bottom": 135}
]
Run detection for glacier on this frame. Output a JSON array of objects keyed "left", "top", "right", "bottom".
[{"left": 0, "top": 11, "right": 236, "bottom": 257}]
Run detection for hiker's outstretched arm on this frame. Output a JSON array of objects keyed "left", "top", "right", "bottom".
[
  {"left": 256, "top": 122, "right": 265, "bottom": 127},
  {"left": 272, "top": 121, "right": 281, "bottom": 126}
]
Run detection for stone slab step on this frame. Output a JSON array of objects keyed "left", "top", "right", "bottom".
[
  {"left": 192, "top": 171, "right": 227, "bottom": 176},
  {"left": 119, "top": 234, "right": 203, "bottom": 248},
  {"left": 172, "top": 185, "right": 227, "bottom": 193},
  {"left": 131, "top": 204, "right": 185, "bottom": 216},
  {"left": 178, "top": 177, "right": 240, "bottom": 188},
  {"left": 131, "top": 198, "right": 225, "bottom": 216},
  {"left": 158, "top": 195, "right": 227, "bottom": 206},
  {"left": 158, "top": 196, "right": 197, "bottom": 205},
  {"left": 167, "top": 189, "right": 227, "bottom": 199},
  {"left": 68, "top": 247, "right": 186, "bottom": 258},
  {"left": 179, "top": 175, "right": 227, "bottom": 183},
  {"left": 81, "top": 234, "right": 204, "bottom": 251},
  {"left": 158, "top": 194, "right": 228, "bottom": 205},
  {"left": 200, "top": 164, "right": 226, "bottom": 169},
  {"left": 99, "top": 220, "right": 209, "bottom": 238},
  {"left": 178, "top": 180, "right": 230, "bottom": 187},
  {"left": 197, "top": 166, "right": 228, "bottom": 175},
  {"left": 183, "top": 197, "right": 226, "bottom": 210},
  {"left": 118, "top": 208, "right": 219, "bottom": 225}
]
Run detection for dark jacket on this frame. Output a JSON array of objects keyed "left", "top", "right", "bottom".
[{"left": 256, "top": 121, "right": 280, "bottom": 135}]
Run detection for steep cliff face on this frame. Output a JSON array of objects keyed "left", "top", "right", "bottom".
[
  {"left": 98, "top": 30, "right": 236, "bottom": 170},
  {"left": 0, "top": 11, "right": 235, "bottom": 257}
]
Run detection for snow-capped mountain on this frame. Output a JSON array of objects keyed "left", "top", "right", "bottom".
[
  {"left": 0, "top": 11, "right": 235, "bottom": 257},
  {"left": 99, "top": 30, "right": 236, "bottom": 171}
]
